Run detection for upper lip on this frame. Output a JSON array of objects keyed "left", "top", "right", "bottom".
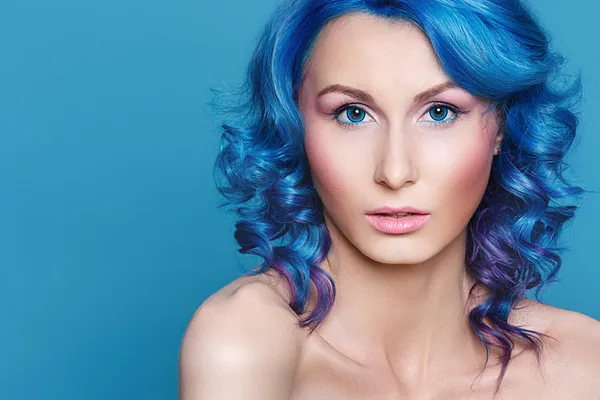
[{"left": 366, "top": 206, "right": 428, "bottom": 215}]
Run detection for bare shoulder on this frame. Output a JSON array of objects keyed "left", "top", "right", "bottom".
[
  {"left": 178, "top": 271, "right": 302, "bottom": 399},
  {"left": 514, "top": 298, "right": 600, "bottom": 397},
  {"left": 546, "top": 305, "right": 600, "bottom": 383}
]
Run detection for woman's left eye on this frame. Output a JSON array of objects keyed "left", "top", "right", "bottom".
[{"left": 421, "top": 103, "right": 462, "bottom": 126}]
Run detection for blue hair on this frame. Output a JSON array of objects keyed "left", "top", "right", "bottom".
[{"left": 210, "top": 0, "right": 590, "bottom": 395}]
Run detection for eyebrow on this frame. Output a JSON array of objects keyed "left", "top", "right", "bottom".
[{"left": 317, "top": 81, "right": 460, "bottom": 104}]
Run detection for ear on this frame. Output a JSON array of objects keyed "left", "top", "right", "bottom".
[{"left": 493, "top": 133, "right": 504, "bottom": 155}]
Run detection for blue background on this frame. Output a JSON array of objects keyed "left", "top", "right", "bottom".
[{"left": 1, "top": 0, "right": 597, "bottom": 398}]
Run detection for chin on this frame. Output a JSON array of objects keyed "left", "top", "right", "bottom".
[{"left": 354, "top": 237, "right": 438, "bottom": 265}]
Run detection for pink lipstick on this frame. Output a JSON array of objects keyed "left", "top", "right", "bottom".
[{"left": 365, "top": 206, "right": 430, "bottom": 234}]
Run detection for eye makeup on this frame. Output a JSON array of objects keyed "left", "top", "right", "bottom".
[{"left": 326, "top": 102, "right": 466, "bottom": 130}]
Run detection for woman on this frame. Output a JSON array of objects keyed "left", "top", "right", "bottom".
[{"left": 180, "top": 0, "right": 600, "bottom": 398}]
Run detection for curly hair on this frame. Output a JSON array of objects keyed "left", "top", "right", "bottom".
[{"left": 209, "top": 0, "right": 589, "bottom": 394}]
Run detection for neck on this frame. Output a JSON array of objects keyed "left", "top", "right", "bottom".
[{"left": 309, "top": 213, "right": 491, "bottom": 385}]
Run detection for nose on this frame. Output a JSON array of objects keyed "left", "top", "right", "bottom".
[{"left": 373, "top": 129, "right": 416, "bottom": 190}]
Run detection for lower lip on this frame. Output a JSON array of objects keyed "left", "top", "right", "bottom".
[{"left": 365, "top": 214, "right": 430, "bottom": 234}]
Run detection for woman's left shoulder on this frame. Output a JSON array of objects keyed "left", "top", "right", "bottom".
[
  {"left": 520, "top": 299, "right": 600, "bottom": 396},
  {"left": 544, "top": 302, "right": 600, "bottom": 355}
]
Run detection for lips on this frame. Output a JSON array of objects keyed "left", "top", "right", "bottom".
[
  {"left": 366, "top": 206, "right": 428, "bottom": 216},
  {"left": 378, "top": 212, "right": 415, "bottom": 217},
  {"left": 366, "top": 213, "right": 430, "bottom": 234}
]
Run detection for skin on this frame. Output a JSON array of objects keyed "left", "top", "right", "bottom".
[
  {"left": 179, "top": 12, "right": 600, "bottom": 400},
  {"left": 297, "top": 12, "right": 502, "bottom": 388}
]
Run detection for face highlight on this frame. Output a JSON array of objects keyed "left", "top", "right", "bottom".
[{"left": 298, "top": 13, "right": 502, "bottom": 264}]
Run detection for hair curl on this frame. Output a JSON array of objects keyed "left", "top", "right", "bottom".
[{"left": 210, "top": 0, "right": 590, "bottom": 395}]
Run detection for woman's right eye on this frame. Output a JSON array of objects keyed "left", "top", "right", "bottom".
[{"left": 331, "top": 105, "right": 375, "bottom": 128}]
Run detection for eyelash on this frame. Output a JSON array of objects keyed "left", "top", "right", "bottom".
[{"left": 328, "top": 102, "right": 464, "bottom": 130}]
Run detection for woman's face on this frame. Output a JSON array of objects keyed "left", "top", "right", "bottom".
[{"left": 298, "top": 13, "right": 502, "bottom": 264}]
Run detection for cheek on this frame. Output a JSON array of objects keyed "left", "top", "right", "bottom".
[
  {"left": 300, "top": 95, "right": 350, "bottom": 207},
  {"left": 305, "top": 126, "right": 347, "bottom": 196},
  {"left": 455, "top": 117, "right": 498, "bottom": 191},
  {"left": 304, "top": 123, "right": 367, "bottom": 214},
  {"left": 433, "top": 126, "right": 496, "bottom": 216},
  {"left": 454, "top": 146, "right": 492, "bottom": 190}
]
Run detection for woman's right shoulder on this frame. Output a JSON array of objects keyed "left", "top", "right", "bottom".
[{"left": 178, "top": 271, "right": 304, "bottom": 399}]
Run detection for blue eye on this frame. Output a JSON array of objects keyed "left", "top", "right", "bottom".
[
  {"left": 424, "top": 104, "right": 461, "bottom": 126},
  {"left": 334, "top": 106, "right": 373, "bottom": 126},
  {"left": 429, "top": 106, "right": 448, "bottom": 121},
  {"left": 346, "top": 107, "right": 365, "bottom": 123},
  {"left": 329, "top": 102, "right": 463, "bottom": 129}
]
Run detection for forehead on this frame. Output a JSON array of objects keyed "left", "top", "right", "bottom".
[{"left": 303, "top": 13, "right": 448, "bottom": 93}]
